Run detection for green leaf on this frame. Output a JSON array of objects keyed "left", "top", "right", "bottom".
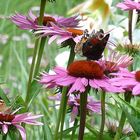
[
  {"left": 12, "top": 95, "right": 27, "bottom": 113},
  {"left": 42, "top": 117, "right": 53, "bottom": 140},
  {"left": 58, "top": 125, "right": 79, "bottom": 138},
  {"left": 27, "top": 80, "right": 42, "bottom": 108},
  {"left": 123, "top": 107, "right": 140, "bottom": 136},
  {"left": 86, "top": 123, "right": 98, "bottom": 136},
  {"left": 27, "top": 64, "right": 50, "bottom": 108},
  {"left": 0, "top": 88, "right": 10, "bottom": 105},
  {"left": 112, "top": 94, "right": 140, "bottom": 136},
  {"left": 8, "top": 129, "right": 18, "bottom": 140}
]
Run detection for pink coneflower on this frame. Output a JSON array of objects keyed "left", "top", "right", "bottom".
[
  {"left": 49, "top": 93, "right": 101, "bottom": 122},
  {"left": 110, "top": 68, "right": 140, "bottom": 95},
  {"left": 0, "top": 110, "right": 43, "bottom": 140},
  {"left": 116, "top": 0, "right": 140, "bottom": 11},
  {"left": 11, "top": 11, "right": 80, "bottom": 30},
  {"left": 34, "top": 23, "right": 83, "bottom": 44},
  {"left": 99, "top": 51, "right": 133, "bottom": 74},
  {"left": 40, "top": 60, "right": 124, "bottom": 94}
]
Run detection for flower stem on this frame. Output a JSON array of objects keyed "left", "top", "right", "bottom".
[
  {"left": 78, "top": 90, "right": 88, "bottom": 140},
  {"left": 59, "top": 92, "right": 68, "bottom": 140},
  {"left": 59, "top": 46, "right": 75, "bottom": 139},
  {"left": 26, "top": 39, "right": 40, "bottom": 104},
  {"left": 70, "top": 118, "right": 79, "bottom": 140},
  {"left": 38, "top": 0, "right": 47, "bottom": 25},
  {"left": 33, "top": 0, "right": 47, "bottom": 76},
  {"left": 2, "top": 134, "right": 7, "bottom": 140},
  {"left": 34, "top": 37, "right": 46, "bottom": 76},
  {"left": 128, "top": 10, "right": 133, "bottom": 44},
  {"left": 98, "top": 91, "right": 106, "bottom": 140},
  {"left": 54, "top": 46, "right": 75, "bottom": 140},
  {"left": 67, "top": 46, "right": 75, "bottom": 67},
  {"left": 54, "top": 87, "right": 68, "bottom": 140},
  {"left": 114, "top": 92, "right": 131, "bottom": 140},
  {"left": 25, "top": 0, "right": 46, "bottom": 104}
]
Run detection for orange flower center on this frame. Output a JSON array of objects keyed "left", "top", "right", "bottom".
[
  {"left": 66, "top": 28, "right": 84, "bottom": 36},
  {"left": 0, "top": 114, "right": 15, "bottom": 122},
  {"left": 36, "top": 16, "right": 56, "bottom": 26},
  {"left": 68, "top": 60, "right": 104, "bottom": 79},
  {"left": 135, "top": 71, "right": 140, "bottom": 82}
]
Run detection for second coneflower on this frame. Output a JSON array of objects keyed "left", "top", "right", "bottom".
[
  {"left": 110, "top": 68, "right": 140, "bottom": 95},
  {"left": 48, "top": 93, "right": 101, "bottom": 122},
  {"left": 99, "top": 50, "right": 133, "bottom": 75}
]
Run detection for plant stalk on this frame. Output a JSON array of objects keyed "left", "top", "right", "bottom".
[
  {"left": 2, "top": 134, "right": 7, "bottom": 140},
  {"left": 59, "top": 93, "right": 68, "bottom": 140},
  {"left": 98, "top": 91, "right": 106, "bottom": 140},
  {"left": 34, "top": 37, "right": 46, "bottom": 76},
  {"left": 128, "top": 10, "right": 133, "bottom": 44},
  {"left": 78, "top": 90, "right": 88, "bottom": 140},
  {"left": 70, "top": 118, "right": 79, "bottom": 140},
  {"left": 67, "top": 46, "right": 75, "bottom": 67},
  {"left": 54, "top": 46, "right": 75, "bottom": 140},
  {"left": 54, "top": 87, "right": 68, "bottom": 140},
  {"left": 25, "top": 0, "right": 46, "bottom": 104}
]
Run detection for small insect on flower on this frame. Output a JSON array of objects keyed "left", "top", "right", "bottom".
[
  {"left": 75, "top": 29, "right": 110, "bottom": 60},
  {"left": 0, "top": 99, "right": 11, "bottom": 113}
]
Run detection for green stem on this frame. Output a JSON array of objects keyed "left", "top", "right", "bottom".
[
  {"left": 2, "top": 134, "right": 7, "bottom": 140},
  {"left": 128, "top": 10, "right": 133, "bottom": 44},
  {"left": 25, "top": 0, "right": 46, "bottom": 104},
  {"left": 59, "top": 93, "right": 68, "bottom": 140},
  {"left": 33, "top": 0, "right": 47, "bottom": 77},
  {"left": 26, "top": 39, "right": 40, "bottom": 103},
  {"left": 67, "top": 46, "right": 75, "bottom": 67},
  {"left": 114, "top": 93, "right": 131, "bottom": 140},
  {"left": 38, "top": 0, "right": 47, "bottom": 25},
  {"left": 98, "top": 91, "right": 106, "bottom": 140},
  {"left": 78, "top": 90, "right": 88, "bottom": 140},
  {"left": 54, "top": 87, "right": 68, "bottom": 140},
  {"left": 71, "top": 118, "right": 79, "bottom": 140},
  {"left": 59, "top": 46, "right": 75, "bottom": 140},
  {"left": 34, "top": 37, "right": 46, "bottom": 76},
  {"left": 54, "top": 46, "right": 75, "bottom": 140},
  {"left": 114, "top": 112, "right": 126, "bottom": 140}
]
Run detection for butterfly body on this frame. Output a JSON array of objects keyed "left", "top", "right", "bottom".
[
  {"left": 75, "top": 29, "right": 110, "bottom": 60},
  {"left": 82, "top": 33, "right": 110, "bottom": 60}
]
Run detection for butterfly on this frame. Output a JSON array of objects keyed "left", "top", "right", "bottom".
[
  {"left": 0, "top": 99, "right": 11, "bottom": 114},
  {"left": 75, "top": 29, "right": 110, "bottom": 60}
]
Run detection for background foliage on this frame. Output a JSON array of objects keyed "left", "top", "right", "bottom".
[{"left": 0, "top": 0, "right": 140, "bottom": 139}]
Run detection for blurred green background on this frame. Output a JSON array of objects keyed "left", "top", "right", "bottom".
[{"left": 1, "top": 0, "right": 140, "bottom": 140}]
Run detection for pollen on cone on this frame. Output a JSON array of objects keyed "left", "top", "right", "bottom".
[
  {"left": 36, "top": 16, "right": 56, "bottom": 26},
  {"left": 67, "top": 60, "right": 103, "bottom": 79},
  {"left": 0, "top": 114, "right": 15, "bottom": 122},
  {"left": 135, "top": 71, "right": 140, "bottom": 82}
]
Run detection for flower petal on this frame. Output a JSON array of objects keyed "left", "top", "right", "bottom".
[
  {"left": 15, "top": 125, "right": 26, "bottom": 140},
  {"left": 2, "top": 124, "right": 8, "bottom": 134},
  {"left": 132, "top": 83, "right": 140, "bottom": 95},
  {"left": 71, "top": 106, "right": 78, "bottom": 122}
]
